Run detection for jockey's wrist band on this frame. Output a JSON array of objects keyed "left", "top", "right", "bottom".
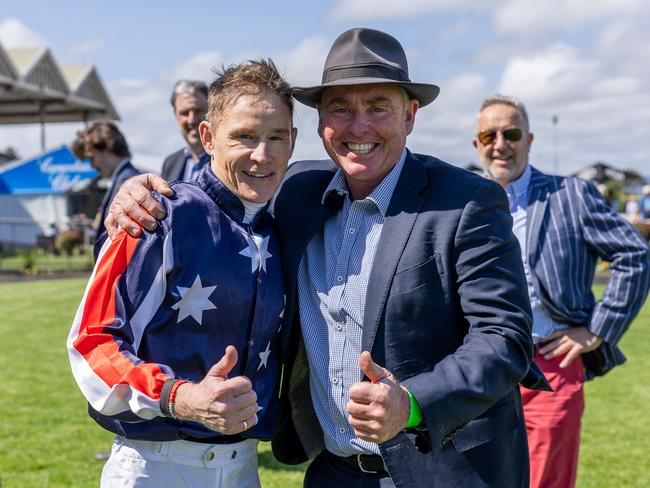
[{"left": 160, "top": 379, "right": 186, "bottom": 419}]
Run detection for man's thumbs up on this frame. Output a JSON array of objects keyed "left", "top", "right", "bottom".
[
  {"left": 359, "top": 351, "right": 389, "bottom": 384},
  {"left": 348, "top": 351, "right": 410, "bottom": 444},
  {"left": 207, "top": 345, "right": 238, "bottom": 380},
  {"left": 172, "top": 345, "right": 259, "bottom": 435}
]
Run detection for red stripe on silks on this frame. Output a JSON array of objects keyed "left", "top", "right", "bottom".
[{"left": 73, "top": 230, "right": 170, "bottom": 400}]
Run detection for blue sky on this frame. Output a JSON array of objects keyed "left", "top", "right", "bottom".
[{"left": 1, "top": 0, "right": 649, "bottom": 176}]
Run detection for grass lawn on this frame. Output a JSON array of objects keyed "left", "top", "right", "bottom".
[
  {"left": 0, "top": 251, "right": 93, "bottom": 274},
  {"left": 0, "top": 279, "right": 647, "bottom": 487}
]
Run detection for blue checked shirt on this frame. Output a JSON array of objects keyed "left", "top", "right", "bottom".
[
  {"left": 505, "top": 165, "right": 567, "bottom": 342},
  {"left": 181, "top": 147, "right": 210, "bottom": 182},
  {"left": 298, "top": 150, "right": 407, "bottom": 456}
]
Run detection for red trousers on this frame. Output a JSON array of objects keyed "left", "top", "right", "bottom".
[{"left": 520, "top": 350, "right": 585, "bottom": 488}]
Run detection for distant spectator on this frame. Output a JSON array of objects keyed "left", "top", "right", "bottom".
[
  {"left": 43, "top": 222, "right": 60, "bottom": 253},
  {"left": 641, "top": 185, "right": 650, "bottom": 220},
  {"left": 161, "top": 80, "right": 210, "bottom": 182},
  {"left": 472, "top": 93, "right": 650, "bottom": 488},
  {"left": 624, "top": 193, "right": 641, "bottom": 223},
  {"left": 596, "top": 184, "right": 619, "bottom": 212},
  {"left": 72, "top": 121, "right": 140, "bottom": 256}
]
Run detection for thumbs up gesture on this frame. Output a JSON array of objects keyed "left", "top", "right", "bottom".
[
  {"left": 347, "top": 351, "right": 410, "bottom": 444},
  {"left": 172, "top": 346, "right": 260, "bottom": 435}
]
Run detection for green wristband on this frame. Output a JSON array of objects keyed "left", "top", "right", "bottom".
[{"left": 404, "top": 388, "right": 423, "bottom": 428}]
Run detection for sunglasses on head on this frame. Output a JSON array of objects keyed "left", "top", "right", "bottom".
[{"left": 477, "top": 128, "right": 523, "bottom": 145}]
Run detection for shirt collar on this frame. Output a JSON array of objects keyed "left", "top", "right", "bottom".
[
  {"left": 183, "top": 146, "right": 209, "bottom": 164},
  {"left": 321, "top": 148, "right": 407, "bottom": 217}
]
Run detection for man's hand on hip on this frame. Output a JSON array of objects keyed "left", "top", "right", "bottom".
[
  {"left": 347, "top": 351, "right": 410, "bottom": 444},
  {"left": 105, "top": 173, "right": 173, "bottom": 239},
  {"left": 172, "top": 346, "right": 259, "bottom": 435},
  {"left": 539, "top": 326, "right": 603, "bottom": 368}
]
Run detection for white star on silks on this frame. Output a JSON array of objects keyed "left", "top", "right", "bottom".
[
  {"left": 279, "top": 294, "right": 286, "bottom": 319},
  {"left": 257, "top": 341, "right": 272, "bottom": 371},
  {"left": 171, "top": 275, "right": 217, "bottom": 325},
  {"left": 239, "top": 234, "right": 273, "bottom": 274}
]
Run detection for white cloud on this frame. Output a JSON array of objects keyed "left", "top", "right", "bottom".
[
  {"left": 281, "top": 36, "right": 329, "bottom": 87},
  {"left": 106, "top": 78, "right": 177, "bottom": 170},
  {"left": 408, "top": 73, "right": 491, "bottom": 165},
  {"left": 499, "top": 44, "right": 597, "bottom": 104},
  {"left": 70, "top": 39, "right": 104, "bottom": 56},
  {"left": 0, "top": 17, "right": 47, "bottom": 48},
  {"left": 172, "top": 50, "right": 225, "bottom": 82},
  {"left": 494, "top": 0, "right": 648, "bottom": 37},
  {"left": 328, "top": 0, "right": 483, "bottom": 21}
]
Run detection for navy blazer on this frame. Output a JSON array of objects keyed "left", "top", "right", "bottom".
[
  {"left": 272, "top": 152, "right": 539, "bottom": 488},
  {"left": 161, "top": 148, "right": 186, "bottom": 182},
  {"left": 94, "top": 161, "right": 140, "bottom": 256},
  {"left": 526, "top": 167, "right": 650, "bottom": 379}
]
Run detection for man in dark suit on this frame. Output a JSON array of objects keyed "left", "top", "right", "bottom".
[
  {"left": 103, "top": 29, "right": 546, "bottom": 487},
  {"left": 71, "top": 121, "right": 139, "bottom": 256},
  {"left": 472, "top": 94, "right": 650, "bottom": 488},
  {"left": 161, "top": 80, "right": 210, "bottom": 182}
]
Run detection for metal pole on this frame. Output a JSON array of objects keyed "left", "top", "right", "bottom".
[
  {"left": 39, "top": 102, "right": 46, "bottom": 151},
  {"left": 552, "top": 115, "right": 559, "bottom": 174}
]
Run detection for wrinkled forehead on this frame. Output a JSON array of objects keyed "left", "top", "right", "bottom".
[{"left": 211, "top": 91, "right": 293, "bottom": 127}]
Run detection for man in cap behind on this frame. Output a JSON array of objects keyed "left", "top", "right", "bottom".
[{"left": 105, "top": 28, "right": 547, "bottom": 487}]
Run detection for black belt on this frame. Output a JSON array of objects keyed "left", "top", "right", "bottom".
[{"left": 327, "top": 451, "right": 388, "bottom": 474}]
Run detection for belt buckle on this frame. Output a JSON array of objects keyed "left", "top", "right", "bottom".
[{"left": 356, "top": 453, "right": 380, "bottom": 474}]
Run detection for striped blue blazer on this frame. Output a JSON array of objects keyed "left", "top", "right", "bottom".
[{"left": 526, "top": 166, "right": 650, "bottom": 379}]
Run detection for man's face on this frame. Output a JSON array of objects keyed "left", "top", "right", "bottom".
[
  {"left": 318, "top": 84, "right": 418, "bottom": 200},
  {"left": 472, "top": 103, "right": 533, "bottom": 187},
  {"left": 174, "top": 92, "right": 208, "bottom": 149},
  {"left": 199, "top": 91, "right": 296, "bottom": 204}
]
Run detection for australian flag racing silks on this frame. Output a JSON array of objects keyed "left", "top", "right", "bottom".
[{"left": 67, "top": 165, "right": 285, "bottom": 441}]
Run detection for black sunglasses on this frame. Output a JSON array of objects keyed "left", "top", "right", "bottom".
[{"left": 477, "top": 128, "right": 523, "bottom": 145}]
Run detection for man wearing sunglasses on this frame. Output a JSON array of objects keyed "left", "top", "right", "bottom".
[{"left": 473, "top": 94, "right": 650, "bottom": 488}]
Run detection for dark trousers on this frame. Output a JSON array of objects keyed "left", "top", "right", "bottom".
[{"left": 304, "top": 451, "right": 396, "bottom": 488}]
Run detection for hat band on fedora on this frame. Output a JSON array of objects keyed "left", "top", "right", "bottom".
[{"left": 323, "top": 64, "right": 410, "bottom": 84}]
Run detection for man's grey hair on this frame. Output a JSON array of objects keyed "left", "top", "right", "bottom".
[
  {"left": 479, "top": 94, "right": 530, "bottom": 131},
  {"left": 170, "top": 79, "right": 209, "bottom": 108}
]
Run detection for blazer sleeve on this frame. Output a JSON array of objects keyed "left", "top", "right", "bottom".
[
  {"left": 576, "top": 179, "right": 650, "bottom": 344},
  {"left": 401, "top": 180, "right": 534, "bottom": 451}
]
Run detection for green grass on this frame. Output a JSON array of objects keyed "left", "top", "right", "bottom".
[
  {"left": 0, "top": 277, "right": 305, "bottom": 487},
  {"left": 0, "top": 250, "right": 93, "bottom": 273},
  {"left": 577, "top": 285, "right": 650, "bottom": 488},
  {"left": 0, "top": 279, "right": 646, "bottom": 487}
]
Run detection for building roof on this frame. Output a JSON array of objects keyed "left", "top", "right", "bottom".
[{"left": 0, "top": 40, "right": 119, "bottom": 125}]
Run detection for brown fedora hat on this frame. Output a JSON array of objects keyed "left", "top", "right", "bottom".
[{"left": 293, "top": 27, "right": 440, "bottom": 108}]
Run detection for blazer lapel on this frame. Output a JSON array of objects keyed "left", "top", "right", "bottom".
[
  {"left": 278, "top": 169, "right": 340, "bottom": 361},
  {"left": 526, "top": 166, "right": 551, "bottom": 267},
  {"left": 362, "top": 154, "right": 428, "bottom": 352}
]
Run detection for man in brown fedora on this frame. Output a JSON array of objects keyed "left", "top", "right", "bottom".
[{"left": 104, "top": 28, "right": 546, "bottom": 487}]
